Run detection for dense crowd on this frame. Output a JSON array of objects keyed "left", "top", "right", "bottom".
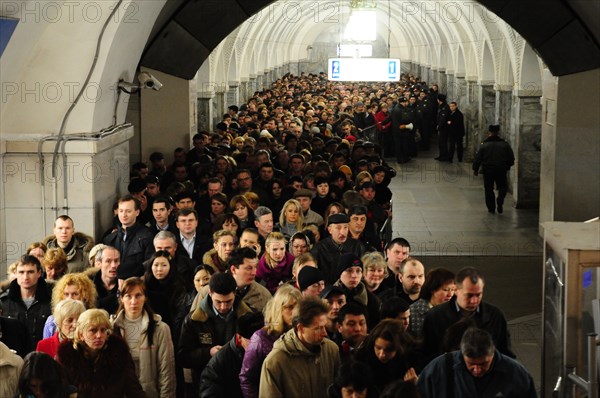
[{"left": 1, "top": 72, "right": 534, "bottom": 398}]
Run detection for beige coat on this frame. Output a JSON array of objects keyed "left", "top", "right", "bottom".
[
  {"left": 190, "top": 280, "right": 272, "bottom": 314},
  {"left": 0, "top": 341, "right": 23, "bottom": 398},
  {"left": 259, "top": 328, "right": 340, "bottom": 398},
  {"left": 113, "top": 310, "right": 176, "bottom": 398}
]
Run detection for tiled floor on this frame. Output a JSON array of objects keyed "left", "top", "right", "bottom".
[{"left": 386, "top": 150, "right": 543, "bottom": 391}]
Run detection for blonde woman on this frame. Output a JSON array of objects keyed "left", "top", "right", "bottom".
[
  {"left": 354, "top": 170, "right": 373, "bottom": 190},
  {"left": 36, "top": 299, "right": 85, "bottom": 358},
  {"left": 239, "top": 285, "right": 302, "bottom": 398},
  {"left": 43, "top": 273, "right": 97, "bottom": 339},
  {"left": 361, "top": 251, "right": 389, "bottom": 297},
  {"left": 57, "top": 309, "right": 146, "bottom": 398},
  {"left": 277, "top": 199, "right": 304, "bottom": 239},
  {"left": 256, "top": 232, "right": 295, "bottom": 294}
]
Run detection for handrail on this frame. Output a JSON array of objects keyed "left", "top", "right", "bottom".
[{"left": 567, "top": 333, "right": 598, "bottom": 398}]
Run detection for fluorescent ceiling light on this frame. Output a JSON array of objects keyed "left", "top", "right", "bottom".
[{"left": 344, "top": 10, "right": 376, "bottom": 41}]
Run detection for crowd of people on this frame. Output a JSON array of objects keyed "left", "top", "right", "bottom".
[{"left": 0, "top": 72, "right": 533, "bottom": 397}]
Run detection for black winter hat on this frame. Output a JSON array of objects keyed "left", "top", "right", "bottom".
[
  {"left": 298, "top": 266, "right": 325, "bottom": 291},
  {"left": 335, "top": 253, "right": 363, "bottom": 281}
]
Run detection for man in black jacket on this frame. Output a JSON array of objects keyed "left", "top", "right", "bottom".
[
  {"left": 199, "top": 312, "right": 264, "bottom": 398},
  {"left": 421, "top": 267, "right": 514, "bottom": 367},
  {"left": 447, "top": 101, "right": 465, "bottom": 162},
  {"left": 103, "top": 195, "right": 154, "bottom": 279},
  {"left": 311, "top": 213, "right": 367, "bottom": 285},
  {"left": 435, "top": 94, "right": 451, "bottom": 161},
  {"left": 472, "top": 125, "right": 515, "bottom": 213},
  {"left": 0, "top": 255, "right": 51, "bottom": 351},
  {"left": 387, "top": 97, "right": 416, "bottom": 164}
]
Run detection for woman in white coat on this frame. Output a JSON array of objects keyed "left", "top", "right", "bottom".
[{"left": 112, "top": 277, "right": 176, "bottom": 398}]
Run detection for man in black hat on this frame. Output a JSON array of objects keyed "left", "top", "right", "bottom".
[
  {"left": 472, "top": 125, "right": 515, "bottom": 213},
  {"left": 311, "top": 213, "right": 367, "bottom": 285},
  {"left": 379, "top": 96, "right": 415, "bottom": 164},
  {"left": 435, "top": 94, "right": 451, "bottom": 161},
  {"left": 333, "top": 253, "right": 381, "bottom": 330},
  {"left": 320, "top": 285, "right": 347, "bottom": 340}
]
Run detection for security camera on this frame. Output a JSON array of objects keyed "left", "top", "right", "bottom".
[{"left": 137, "top": 72, "right": 163, "bottom": 91}]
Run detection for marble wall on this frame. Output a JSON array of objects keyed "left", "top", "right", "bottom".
[{"left": 1, "top": 128, "right": 132, "bottom": 266}]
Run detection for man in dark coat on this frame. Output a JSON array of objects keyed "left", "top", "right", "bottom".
[
  {"left": 102, "top": 195, "right": 154, "bottom": 279},
  {"left": 199, "top": 312, "right": 264, "bottom": 398},
  {"left": 0, "top": 255, "right": 51, "bottom": 351},
  {"left": 386, "top": 97, "right": 416, "bottom": 163},
  {"left": 435, "top": 94, "right": 451, "bottom": 161},
  {"left": 311, "top": 213, "right": 367, "bottom": 285},
  {"left": 447, "top": 101, "right": 465, "bottom": 162},
  {"left": 178, "top": 273, "right": 253, "bottom": 394},
  {"left": 472, "top": 125, "right": 515, "bottom": 213},
  {"left": 421, "top": 267, "right": 514, "bottom": 367},
  {"left": 418, "top": 327, "right": 536, "bottom": 397}
]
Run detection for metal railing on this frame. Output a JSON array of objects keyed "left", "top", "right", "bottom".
[{"left": 566, "top": 333, "right": 599, "bottom": 398}]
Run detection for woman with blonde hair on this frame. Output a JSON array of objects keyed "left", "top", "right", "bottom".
[
  {"left": 243, "top": 191, "right": 260, "bottom": 211},
  {"left": 355, "top": 170, "right": 373, "bottom": 190},
  {"left": 362, "top": 251, "right": 389, "bottom": 297},
  {"left": 256, "top": 232, "right": 295, "bottom": 294},
  {"left": 43, "top": 273, "right": 97, "bottom": 338},
  {"left": 43, "top": 247, "right": 68, "bottom": 282},
  {"left": 277, "top": 199, "right": 304, "bottom": 239},
  {"left": 290, "top": 252, "right": 317, "bottom": 289},
  {"left": 37, "top": 299, "right": 85, "bottom": 358},
  {"left": 57, "top": 309, "right": 146, "bottom": 397},
  {"left": 240, "top": 285, "right": 302, "bottom": 398},
  {"left": 112, "top": 278, "right": 176, "bottom": 398}
]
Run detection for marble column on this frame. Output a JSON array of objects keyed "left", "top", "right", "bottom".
[
  {"left": 214, "top": 89, "right": 226, "bottom": 126},
  {"left": 401, "top": 62, "right": 411, "bottom": 74},
  {"left": 248, "top": 77, "right": 257, "bottom": 96},
  {"left": 432, "top": 69, "right": 440, "bottom": 87},
  {"left": 197, "top": 91, "right": 214, "bottom": 132},
  {"left": 462, "top": 78, "right": 479, "bottom": 160},
  {"left": 476, "top": 82, "right": 496, "bottom": 143},
  {"left": 511, "top": 90, "right": 542, "bottom": 209},
  {"left": 439, "top": 70, "right": 447, "bottom": 94},
  {"left": 227, "top": 82, "right": 239, "bottom": 107},
  {"left": 289, "top": 62, "right": 299, "bottom": 76},
  {"left": 446, "top": 73, "right": 455, "bottom": 100},
  {"left": 455, "top": 76, "right": 467, "bottom": 107},
  {"left": 1, "top": 127, "right": 133, "bottom": 263},
  {"left": 239, "top": 80, "right": 249, "bottom": 104},
  {"left": 495, "top": 86, "right": 513, "bottom": 138},
  {"left": 256, "top": 74, "right": 264, "bottom": 91}
]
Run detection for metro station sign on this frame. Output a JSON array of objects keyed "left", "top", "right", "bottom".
[{"left": 328, "top": 58, "right": 400, "bottom": 82}]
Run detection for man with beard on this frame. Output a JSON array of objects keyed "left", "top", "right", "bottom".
[{"left": 380, "top": 257, "right": 425, "bottom": 305}]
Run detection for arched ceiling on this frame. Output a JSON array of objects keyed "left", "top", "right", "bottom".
[{"left": 141, "top": 0, "right": 600, "bottom": 80}]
